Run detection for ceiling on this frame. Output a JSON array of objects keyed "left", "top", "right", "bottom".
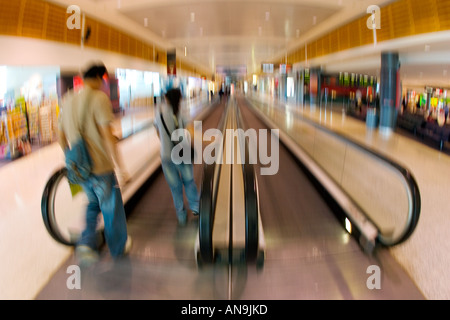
[
  {"left": 51, "top": 0, "right": 450, "bottom": 88},
  {"left": 117, "top": 0, "right": 339, "bottom": 75},
  {"left": 84, "top": 0, "right": 391, "bottom": 72}
]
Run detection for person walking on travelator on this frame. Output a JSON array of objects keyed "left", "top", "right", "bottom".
[
  {"left": 57, "top": 62, "right": 132, "bottom": 267},
  {"left": 154, "top": 84, "right": 200, "bottom": 226}
]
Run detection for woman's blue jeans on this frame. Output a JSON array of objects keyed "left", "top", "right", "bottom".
[
  {"left": 79, "top": 172, "right": 128, "bottom": 258},
  {"left": 161, "top": 159, "right": 199, "bottom": 220}
]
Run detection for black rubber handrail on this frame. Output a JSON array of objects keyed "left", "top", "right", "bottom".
[
  {"left": 242, "top": 145, "right": 259, "bottom": 261},
  {"left": 40, "top": 120, "right": 154, "bottom": 246},
  {"left": 41, "top": 167, "right": 74, "bottom": 246},
  {"left": 198, "top": 100, "right": 229, "bottom": 262},
  {"left": 248, "top": 97, "right": 421, "bottom": 247},
  {"left": 198, "top": 163, "right": 215, "bottom": 262},
  {"left": 41, "top": 166, "right": 106, "bottom": 247},
  {"left": 235, "top": 101, "right": 259, "bottom": 262}
]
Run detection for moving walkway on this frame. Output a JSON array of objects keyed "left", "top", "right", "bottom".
[
  {"left": 38, "top": 94, "right": 423, "bottom": 299},
  {"left": 41, "top": 97, "right": 265, "bottom": 267},
  {"left": 195, "top": 97, "right": 265, "bottom": 267}
]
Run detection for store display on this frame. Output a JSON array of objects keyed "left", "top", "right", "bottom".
[
  {"left": 39, "top": 104, "right": 52, "bottom": 144},
  {"left": 0, "top": 65, "right": 62, "bottom": 163},
  {"left": 0, "top": 96, "right": 60, "bottom": 160},
  {"left": 0, "top": 98, "right": 30, "bottom": 159},
  {"left": 0, "top": 112, "right": 7, "bottom": 159},
  {"left": 27, "top": 102, "right": 39, "bottom": 143}
]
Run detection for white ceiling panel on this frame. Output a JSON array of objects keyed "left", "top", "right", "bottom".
[{"left": 118, "top": 0, "right": 339, "bottom": 74}]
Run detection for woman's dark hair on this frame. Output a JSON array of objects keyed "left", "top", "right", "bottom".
[{"left": 165, "top": 88, "right": 182, "bottom": 115}]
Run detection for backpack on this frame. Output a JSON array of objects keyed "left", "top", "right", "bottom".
[{"left": 65, "top": 93, "right": 93, "bottom": 185}]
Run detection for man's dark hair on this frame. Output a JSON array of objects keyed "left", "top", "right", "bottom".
[
  {"left": 83, "top": 63, "right": 107, "bottom": 79},
  {"left": 165, "top": 88, "right": 182, "bottom": 115}
]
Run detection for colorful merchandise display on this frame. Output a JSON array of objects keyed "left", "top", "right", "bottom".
[{"left": 0, "top": 96, "right": 59, "bottom": 160}]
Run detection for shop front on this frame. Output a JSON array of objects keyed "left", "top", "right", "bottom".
[
  {"left": 0, "top": 65, "right": 60, "bottom": 161},
  {"left": 116, "top": 68, "right": 160, "bottom": 111}
]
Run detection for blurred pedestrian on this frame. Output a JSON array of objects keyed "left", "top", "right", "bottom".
[
  {"left": 58, "top": 62, "right": 131, "bottom": 266},
  {"left": 154, "top": 86, "right": 199, "bottom": 226}
]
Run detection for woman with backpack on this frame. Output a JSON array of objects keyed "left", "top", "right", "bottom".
[{"left": 154, "top": 87, "right": 200, "bottom": 226}]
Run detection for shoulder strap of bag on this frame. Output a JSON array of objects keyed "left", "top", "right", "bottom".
[{"left": 160, "top": 112, "right": 172, "bottom": 139}]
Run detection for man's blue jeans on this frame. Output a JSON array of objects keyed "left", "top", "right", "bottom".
[
  {"left": 161, "top": 160, "right": 199, "bottom": 220},
  {"left": 79, "top": 172, "right": 128, "bottom": 258}
]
